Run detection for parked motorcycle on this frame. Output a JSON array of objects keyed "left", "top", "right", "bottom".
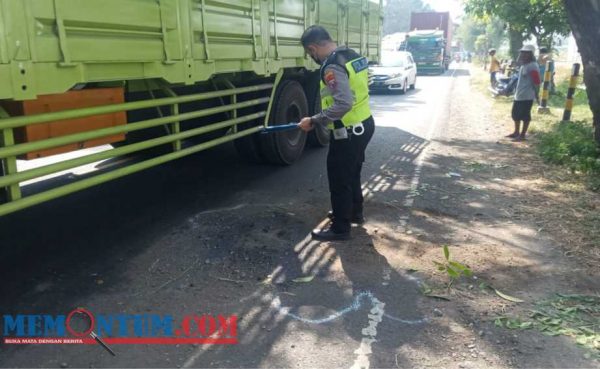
[{"left": 490, "top": 63, "right": 518, "bottom": 97}]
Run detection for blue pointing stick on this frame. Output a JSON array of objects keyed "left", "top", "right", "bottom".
[{"left": 261, "top": 123, "right": 300, "bottom": 134}]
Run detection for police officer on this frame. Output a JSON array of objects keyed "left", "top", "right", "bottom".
[{"left": 298, "top": 25, "right": 375, "bottom": 241}]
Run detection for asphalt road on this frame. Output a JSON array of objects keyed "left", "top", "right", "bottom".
[{"left": 0, "top": 66, "right": 465, "bottom": 368}]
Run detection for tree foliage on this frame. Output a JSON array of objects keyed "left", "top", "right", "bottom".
[
  {"left": 464, "top": 0, "right": 600, "bottom": 145},
  {"left": 464, "top": 0, "right": 570, "bottom": 48},
  {"left": 383, "top": 0, "right": 432, "bottom": 35},
  {"left": 457, "top": 16, "right": 486, "bottom": 52},
  {"left": 456, "top": 15, "right": 505, "bottom": 57}
]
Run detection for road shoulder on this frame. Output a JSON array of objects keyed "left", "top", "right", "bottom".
[{"left": 379, "top": 64, "right": 600, "bottom": 368}]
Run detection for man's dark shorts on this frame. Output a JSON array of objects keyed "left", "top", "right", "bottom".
[{"left": 512, "top": 100, "right": 534, "bottom": 122}]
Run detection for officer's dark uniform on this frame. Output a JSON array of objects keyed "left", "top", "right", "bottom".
[{"left": 311, "top": 46, "right": 375, "bottom": 236}]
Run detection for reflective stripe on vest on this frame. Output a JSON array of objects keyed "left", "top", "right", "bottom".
[{"left": 320, "top": 56, "right": 372, "bottom": 129}]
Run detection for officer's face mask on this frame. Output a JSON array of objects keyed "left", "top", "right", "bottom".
[{"left": 306, "top": 46, "right": 322, "bottom": 65}]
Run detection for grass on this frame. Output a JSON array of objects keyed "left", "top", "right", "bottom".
[
  {"left": 534, "top": 68, "right": 599, "bottom": 190},
  {"left": 537, "top": 121, "right": 600, "bottom": 190},
  {"left": 472, "top": 64, "right": 599, "bottom": 190}
]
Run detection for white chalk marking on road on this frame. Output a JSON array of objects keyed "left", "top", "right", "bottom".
[
  {"left": 382, "top": 267, "right": 391, "bottom": 286},
  {"left": 270, "top": 291, "right": 426, "bottom": 326},
  {"left": 271, "top": 291, "right": 425, "bottom": 369},
  {"left": 350, "top": 297, "right": 385, "bottom": 369}
]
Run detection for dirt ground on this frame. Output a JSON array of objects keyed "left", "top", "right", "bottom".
[{"left": 370, "top": 64, "right": 600, "bottom": 368}]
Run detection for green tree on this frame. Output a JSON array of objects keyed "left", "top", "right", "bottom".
[
  {"left": 457, "top": 15, "right": 486, "bottom": 51},
  {"left": 486, "top": 17, "right": 507, "bottom": 51},
  {"left": 383, "top": 0, "right": 432, "bottom": 35},
  {"left": 464, "top": 0, "right": 599, "bottom": 144},
  {"left": 457, "top": 15, "right": 505, "bottom": 65},
  {"left": 464, "top": 0, "right": 570, "bottom": 57},
  {"left": 563, "top": 0, "right": 600, "bottom": 145},
  {"left": 475, "top": 34, "right": 489, "bottom": 54}
]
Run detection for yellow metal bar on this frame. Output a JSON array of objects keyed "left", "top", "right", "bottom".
[
  {"left": 0, "top": 112, "right": 266, "bottom": 188},
  {"left": 0, "top": 97, "right": 270, "bottom": 159},
  {"left": 220, "top": 79, "right": 238, "bottom": 133},
  {"left": 273, "top": 0, "right": 281, "bottom": 60},
  {"left": 161, "top": 86, "right": 182, "bottom": 152},
  {"left": 53, "top": 0, "right": 71, "bottom": 66},
  {"left": 0, "top": 125, "right": 264, "bottom": 217},
  {"left": 264, "top": 69, "right": 284, "bottom": 127},
  {"left": 0, "top": 107, "right": 21, "bottom": 201},
  {"left": 200, "top": 0, "right": 212, "bottom": 62},
  {"left": 0, "top": 84, "right": 273, "bottom": 130}
]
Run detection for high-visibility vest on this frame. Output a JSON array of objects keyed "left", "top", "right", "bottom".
[{"left": 320, "top": 48, "right": 372, "bottom": 129}]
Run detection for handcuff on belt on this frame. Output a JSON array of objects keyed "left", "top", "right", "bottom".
[
  {"left": 330, "top": 120, "right": 365, "bottom": 140},
  {"left": 351, "top": 123, "right": 365, "bottom": 136}
]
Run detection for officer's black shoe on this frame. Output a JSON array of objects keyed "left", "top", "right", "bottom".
[
  {"left": 311, "top": 227, "right": 351, "bottom": 241},
  {"left": 327, "top": 211, "right": 365, "bottom": 225}
]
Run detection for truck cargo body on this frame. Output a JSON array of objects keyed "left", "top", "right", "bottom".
[
  {"left": 407, "top": 11, "right": 452, "bottom": 74},
  {"left": 0, "top": 0, "right": 383, "bottom": 216}
]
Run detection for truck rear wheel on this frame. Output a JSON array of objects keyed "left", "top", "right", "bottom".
[
  {"left": 260, "top": 80, "right": 308, "bottom": 165},
  {"left": 233, "top": 126, "right": 265, "bottom": 163},
  {"left": 304, "top": 74, "right": 329, "bottom": 147},
  {"left": 307, "top": 97, "right": 329, "bottom": 147}
]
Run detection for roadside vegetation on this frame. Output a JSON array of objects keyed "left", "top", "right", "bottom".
[
  {"left": 536, "top": 73, "right": 600, "bottom": 190},
  {"left": 470, "top": 63, "right": 599, "bottom": 268},
  {"left": 472, "top": 64, "right": 598, "bottom": 188}
]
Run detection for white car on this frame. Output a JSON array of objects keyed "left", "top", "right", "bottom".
[{"left": 369, "top": 51, "right": 418, "bottom": 94}]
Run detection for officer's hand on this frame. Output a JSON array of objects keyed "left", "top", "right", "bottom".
[{"left": 298, "top": 117, "right": 314, "bottom": 132}]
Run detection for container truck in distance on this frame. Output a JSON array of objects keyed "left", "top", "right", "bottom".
[
  {"left": 0, "top": 0, "right": 384, "bottom": 217},
  {"left": 406, "top": 12, "right": 452, "bottom": 74}
]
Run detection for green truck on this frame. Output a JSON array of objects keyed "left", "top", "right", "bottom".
[
  {"left": 0, "top": 0, "right": 383, "bottom": 216},
  {"left": 405, "top": 12, "right": 452, "bottom": 74}
]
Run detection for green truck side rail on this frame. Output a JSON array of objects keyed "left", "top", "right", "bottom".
[
  {"left": 0, "top": 0, "right": 382, "bottom": 101},
  {"left": 0, "top": 0, "right": 383, "bottom": 216}
]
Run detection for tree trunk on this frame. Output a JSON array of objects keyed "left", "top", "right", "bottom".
[
  {"left": 563, "top": 0, "right": 600, "bottom": 144},
  {"left": 537, "top": 33, "right": 554, "bottom": 51},
  {"left": 508, "top": 27, "right": 524, "bottom": 60}
]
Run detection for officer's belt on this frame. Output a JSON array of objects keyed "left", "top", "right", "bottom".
[{"left": 332, "top": 119, "right": 368, "bottom": 136}]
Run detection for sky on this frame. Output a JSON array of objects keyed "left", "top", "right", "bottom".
[{"left": 423, "top": 0, "right": 464, "bottom": 20}]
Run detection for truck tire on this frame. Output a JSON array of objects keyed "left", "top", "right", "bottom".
[
  {"left": 260, "top": 80, "right": 308, "bottom": 165},
  {"left": 121, "top": 86, "right": 231, "bottom": 155},
  {"left": 234, "top": 90, "right": 267, "bottom": 164},
  {"left": 119, "top": 90, "right": 173, "bottom": 155},
  {"left": 234, "top": 127, "right": 265, "bottom": 164},
  {"left": 304, "top": 73, "right": 329, "bottom": 147}
]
